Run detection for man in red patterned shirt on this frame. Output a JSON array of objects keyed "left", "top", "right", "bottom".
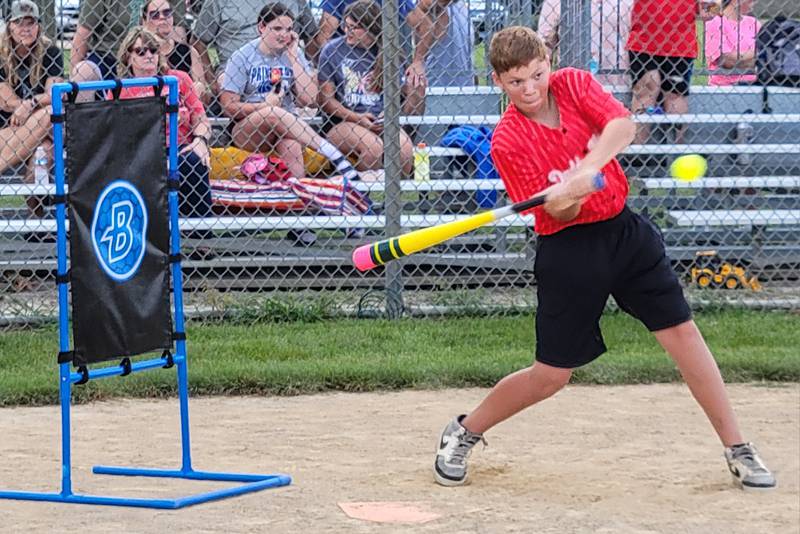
[{"left": 433, "top": 26, "right": 775, "bottom": 492}]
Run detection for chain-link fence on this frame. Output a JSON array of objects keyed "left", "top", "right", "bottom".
[{"left": 1, "top": 0, "right": 798, "bottom": 328}]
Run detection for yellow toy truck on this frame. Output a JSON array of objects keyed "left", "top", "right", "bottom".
[{"left": 690, "top": 250, "right": 762, "bottom": 291}]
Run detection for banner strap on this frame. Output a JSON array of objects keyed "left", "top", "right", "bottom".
[
  {"left": 168, "top": 170, "right": 180, "bottom": 190},
  {"left": 172, "top": 331, "right": 186, "bottom": 341},
  {"left": 162, "top": 350, "right": 175, "bottom": 369},
  {"left": 75, "top": 365, "right": 90, "bottom": 385},
  {"left": 57, "top": 351, "right": 74, "bottom": 364},
  {"left": 119, "top": 357, "right": 132, "bottom": 377},
  {"left": 52, "top": 193, "right": 68, "bottom": 205},
  {"left": 165, "top": 104, "right": 179, "bottom": 114},
  {"left": 55, "top": 270, "right": 70, "bottom": 285},
  {"left": 50, "top": 114, "right": 64, "bottom": 124},
  {"left": 168, "top": 253, "right": 182, "bottom": 264}
]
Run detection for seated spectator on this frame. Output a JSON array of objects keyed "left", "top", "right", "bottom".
[
  {"left": 219, "top": 3, "right": 361, "bottom": 182},
  {"left": 142, "top": 0, "right": 212, "bottom": 103},
  {"left": 193, "top": 0, "right": 319, "bottom": 92},
  {"left": 115, "top": 27, "right": 213, "bottom": 223},
  {"left": 705, "top": 0, "right": 760, "bottom": 86},
  {"left": 625, "top": 0, "right": 718, "bottom": 145},
  {"left": 0, "top": 0, "right": 63, "bottom": 216},
  {"left": 423, "top": 0, "right": 474, "bottom": 87},
  {"left": 70, "top": 0, "right": 187, "bottom": 101},
  {"left": 538, "top": 0, "right": 632, "bottom": 86},
  {"left": 318, "top": 0, "right": 419, "bottom": 175},
  {"left": 315, "top": 0, "right": 434, "bottom": 88}
]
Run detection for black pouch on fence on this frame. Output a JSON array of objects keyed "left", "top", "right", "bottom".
[
  {"left": 66, "top": 96, "right": 173, "bottom": 366},
  {"left": 756, "top": 16, "right": 800, "bottom": 88}
]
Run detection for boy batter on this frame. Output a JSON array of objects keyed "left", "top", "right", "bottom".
[{"left": 433, "top": 26, "right": 775, "bottom": 491}]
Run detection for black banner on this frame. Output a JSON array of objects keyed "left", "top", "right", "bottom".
[{"left": 66, "top": 97, "right": 172, "bottom": 366}]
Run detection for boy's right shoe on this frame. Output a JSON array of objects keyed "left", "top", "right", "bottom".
[
  {"left": 434, "top": 414, "right": 485, "bottom": 486},
  {"left": 724, "top": 442, "right": 776, "bottom": 490}
]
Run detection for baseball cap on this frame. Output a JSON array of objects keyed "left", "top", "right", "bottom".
[{"left": 9, "top": 0, "right": 40, "bottom": 22}]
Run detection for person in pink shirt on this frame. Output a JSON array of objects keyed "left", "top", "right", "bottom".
[
  {"left": 114, "top": 26, "right": 213, "bottom": 221},
  {"left": 704, "top": 0, "right": 760, "bottom": 85}
]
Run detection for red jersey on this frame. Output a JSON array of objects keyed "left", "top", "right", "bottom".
[
  {"left": 626, "top": 0, "right": 698, "bottom": 58},
  {"left": 490, "top": 68, "right": 630, "bottom": 236}
]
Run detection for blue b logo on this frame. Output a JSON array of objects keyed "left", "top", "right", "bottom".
[{"left": 91, "top": 180, "right": 148, "bottom": 282}]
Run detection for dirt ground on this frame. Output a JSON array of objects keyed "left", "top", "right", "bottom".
[{"left": 0, "top": 384, "right": 798, "bottom": 534}]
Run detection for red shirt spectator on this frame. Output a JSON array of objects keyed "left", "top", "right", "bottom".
[
  {"left": 491, "top": 68, "right": 630, "bottom": 235},
  {"left": 626, "top": 0, "right": 698, "bottom": 58},
  {"left": 116, "top": 69, "right": 204, "bottom": 147}
]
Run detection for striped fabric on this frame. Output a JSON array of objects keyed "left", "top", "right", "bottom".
[
  {"left": 210, "top": 177, "right": 371, "bottom": 215},
  {"left": 490, "top": 68, "right": 631, "bottom": 236}
]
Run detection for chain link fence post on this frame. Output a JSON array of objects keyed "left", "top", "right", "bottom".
[{"left": 381, "top": 0, "right": 405, "bottom": 318}]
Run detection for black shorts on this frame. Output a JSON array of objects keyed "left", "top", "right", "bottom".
[
  {"left": 320, "top": 114, "right": 342, "bottom": 135},
  {"left": 628, "top": 51, "right": 693, "bottom": 97},
  {"left": 533, "top": 207, "right": 692, "bottom": 369}
]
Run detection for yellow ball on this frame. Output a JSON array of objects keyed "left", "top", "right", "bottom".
[{"left": 670, "top": 154, "right": 707, "bottom": 182}]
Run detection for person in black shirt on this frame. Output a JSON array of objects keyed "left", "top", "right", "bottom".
[
  {"left": 142, "top": 0, "right": 210, "bottom": 103},
  {"left": 0, "top": 0, "right": 64, "bottom": 214}
]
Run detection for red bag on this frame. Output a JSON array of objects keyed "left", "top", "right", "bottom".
[{"left": 239, "top": 154, "right": 292, "bottom": 184}]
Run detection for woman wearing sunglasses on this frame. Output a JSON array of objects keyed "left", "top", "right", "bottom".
[
  {"left": 115, "top": 26, "right": 213, "bottom": 226},
  {"left": 141, "top": 0, "right": 210, "bottom": 103}
]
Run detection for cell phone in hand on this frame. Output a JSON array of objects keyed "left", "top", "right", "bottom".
[{"left": 270, "top": 67, "right": 283, "bottom": 94}]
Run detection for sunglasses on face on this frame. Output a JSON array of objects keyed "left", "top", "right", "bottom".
[
  {"left": 146, "top": 7, "right": 173, "bottom": 20},
  {"left": 131, "top": 45, "right": 159, "bottom": 57}
]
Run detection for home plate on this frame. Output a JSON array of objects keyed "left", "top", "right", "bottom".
[{"left": 338, "top": 501, "right": 442, "bottom": 523}]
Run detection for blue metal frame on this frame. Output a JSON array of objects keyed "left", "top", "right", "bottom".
[{"left": 0, "top": 77, "right": 291, "bottom": 509}]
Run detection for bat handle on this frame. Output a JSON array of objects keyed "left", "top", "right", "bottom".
[{"left": 592, "top": 173, "right": 605, "bottom": 190}]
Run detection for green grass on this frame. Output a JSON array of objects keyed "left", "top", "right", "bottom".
[{"left": 0, "top": 310, "right": 797, "bottom": 407}]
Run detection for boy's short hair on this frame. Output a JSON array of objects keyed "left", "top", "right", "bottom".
[
  {"left": 489, "top": 26, "right": 548, "bottom": 75},
  {"left": 259, "top": 2, "right": 294, "bottom": 25}
]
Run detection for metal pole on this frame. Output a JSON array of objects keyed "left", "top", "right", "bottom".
[
  {"left": 51, "top": 85, "right": 73, "bottom": 498},
  {"left": 382, "top": 0, "right": 405, "bottom": 318},
  {"left": 559, "top": 0, "right": 592, "bottom": 69}
]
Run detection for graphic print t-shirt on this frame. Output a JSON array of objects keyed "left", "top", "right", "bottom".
[
  {"left": 222, "top": 38, "right": 312, "bottom": 113},
  {"left": 317, "top": 37, "right": 382, "bottom": 116}
]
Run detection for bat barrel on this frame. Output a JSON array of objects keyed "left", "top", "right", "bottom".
[{"left": 352, "top": 238, "right": 407, "bottom": 272}]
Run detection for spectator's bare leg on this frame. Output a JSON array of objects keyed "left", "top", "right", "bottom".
[
  {"left": 327, "top": 123, "right": 383, "bottom": 170},
  {"left": 234, "top": 107, "right": 360, "bottom": 181},
  {"left": 327, "top": 123, "right": 414, "bottom": 176},
  {"left": 235, "top": 106, "right": 328, "bottom": 154},
  {"left": 23, "top": 138, "right": 54, "bottom": 217},
  {"left": 232, "top": 115, "right": 308, "bottom": 178},
  {"left": 273, "top": 138, "right": 305, "bottom": 178},
  {"left": 399, "top": 129, "right": 414, "bottom": 175},
  {"left": 70, "top": 61, "right": 102, "bottom": 103},
  {"left": 630, "top": 70, "right": 660, "bottom": 144},
  {"left": 663, "top": 92, "right": 689, "bottom": 144},
  {"left": 0, "top": 108, "right": 51, "bottom": 172}
]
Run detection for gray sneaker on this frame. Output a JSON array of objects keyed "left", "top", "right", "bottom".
[
  {"left": 724, "top": 443, "right": 776, "bottom": 490},
  {"left": 434, "top": 414, "right": 485, "bottom": 486}
]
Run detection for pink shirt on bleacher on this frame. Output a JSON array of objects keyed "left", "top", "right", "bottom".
[{"left": 705, "top": 14, "right": 760, "bottom": 86}]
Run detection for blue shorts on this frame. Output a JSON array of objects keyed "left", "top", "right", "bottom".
[
  {"left": 86, "top": 51, "right": 118, "bottom": 80},
  {"left": 533, "top": 207, "right": 692, "bottom": 368}
]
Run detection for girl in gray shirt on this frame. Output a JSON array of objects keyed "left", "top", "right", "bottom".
[{"left": 220, "top": 2, "right": 360, "bottom": 183}]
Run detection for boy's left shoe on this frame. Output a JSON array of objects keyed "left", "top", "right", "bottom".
[{"left": 724, "top": 442, "right": 776, "bottom": 490}]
